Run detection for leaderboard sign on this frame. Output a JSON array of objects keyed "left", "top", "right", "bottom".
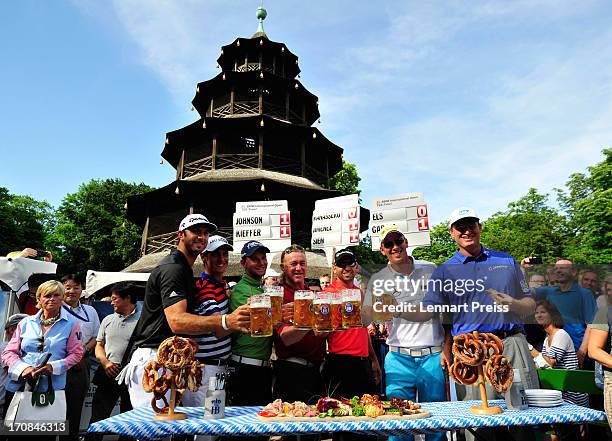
[
  {"left": 369, "top": 192, "right": 431, "bottom": 252},
  {"left": 233, "top": 200, "right": 291, "bottom": 253},
  {"left": 311, "top": 194, "right": 360, "bottom": 250}
]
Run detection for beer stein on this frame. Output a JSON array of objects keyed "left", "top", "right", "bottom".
[
  {"left": 313, "top": 293, "right": 333, "bottom": 332},
  {"left": 341, "top": 289, "right": 362, "bottom": 328},
  {"left": 293, "top": 290, "right": 315, "bottom": 329},
  {"left": 250, "top": 294, "right": 273, "bottom": 337}
]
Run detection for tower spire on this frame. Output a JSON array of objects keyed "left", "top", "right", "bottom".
[{"left": 254, "top": 1, "right": 268, "bottom": 39}]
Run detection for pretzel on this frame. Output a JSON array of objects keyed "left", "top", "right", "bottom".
[
  {"left": 187, "top": 360, "right": 203, "bottom": 392},
  {"left": 477, "top": 332, "right": 504, "bottom": 357},
  {"left": 151, "top": 393, "right": 170, "bottom": 413},
  {"left": 449, "top": 361, "right": 478, "bottom": 385},
  {"left": 157, "top": 336, "right": 196, "bottom": 370},
  {"left": 452, "top": 332, "right": 486, "bottom": 366},
  {"left": 142, "top": 361, "right": 163, "bottom": 393},
  {"left": 484, "top": 355, "right": 513, "bottom": 393}
]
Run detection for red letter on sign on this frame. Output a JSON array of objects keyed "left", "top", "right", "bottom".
[
  {"left": 280, "top": 213, "right": 291, "bottom": 225},
  {"left": 349, "top": 221, "right": 359, "bottom": 231},
  {"left": 417, "top": 217, "right": 429, "bottom": 231},
  {"left": 349, "top": 232, "right": 359, "bottom": 243},
  {"left": 280, "top": 226, "right": 291, "bottom": 238},
  {"left": 347, "top": 207, "right": 358, "bottom": 219}
]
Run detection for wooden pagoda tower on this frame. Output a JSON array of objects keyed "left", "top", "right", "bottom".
[{"left": 126, "top": 7, "right": 366, "bottom": 257}]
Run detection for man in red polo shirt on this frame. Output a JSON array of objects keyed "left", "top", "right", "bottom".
[
  {"left": 322, "top": 248, "right": 381, "bottom": 399},
  {"left": 273, "top": 245, "right": 326, "bottom": 404}
]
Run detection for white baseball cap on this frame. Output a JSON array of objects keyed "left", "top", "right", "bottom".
[
  {"left": 204, "top": 235, "right": 233, "bottom": 253},
  {"left": 448, "top": 207, "right": 479, "bottom": 226},
  {"left": 178, "top": 214, "right": 217, "bottom": 233},
  {"left": 379, "top": 225, "right": 404, "bottom": 241}
]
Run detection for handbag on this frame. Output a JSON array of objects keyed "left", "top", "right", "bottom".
[{"left": 3, "top": 373, "right": 66, "bottom": 426}]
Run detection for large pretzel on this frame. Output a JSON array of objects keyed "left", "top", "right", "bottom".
[
  {"left": 142, "top": 361, "right": 164, "bottom": 393},
  {"left": 452, "top": 332, "right": 486, "bottom": 366},
  {"left": 157, "top": 336, "right": 196, "bottom": 370},
  {"left": 484, "top": 355, "right": 514, "bottom": 393},
  {"left": 477, "top": 332, "right": 504, "bottom": 357},
  {"left": 449, "top": 361, "right": 478, "bottom": 385}
]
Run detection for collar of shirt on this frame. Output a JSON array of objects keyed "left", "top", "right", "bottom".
[
  {"left": 200, "top": 271, "right": 223, "bottom": 285},
  {"left": 34, "top": 307, "right": 70, "bottom": 326},
  {"left": 118, "top": 304, "right": 139, "bottom": 319},
  {"left": 450, "top": 245, "right": 491, "bottom": 264},
  {"left": 240, "top": 273, "right": 262, "bottom": 288}
]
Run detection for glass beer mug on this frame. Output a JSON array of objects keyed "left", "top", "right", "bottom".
[
  {"left": 293, "top": 290, "right": 315, "bottom": 329},
  {"left": 331, "top": 292, "right": 343, "bottom": 330},
  {"left": 264, "top": 285, "right": 284, "bottom": 325},
  {"left": 313, "top": 293, "right": 333, "bottom": 332},
  {"left": 250, "top": 294, "right": 273, "bottom": 337},
  {"left": 372, "top": 292, "right": 396, "bottom": 323},
  {"left": 341, "top": 289, "right": 362, "bottom": 328}
]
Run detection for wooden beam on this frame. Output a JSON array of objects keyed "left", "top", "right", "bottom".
[
  {"left": 258, "top": 132, "right": 264, "bottom": 169},
  {"left": 259, "top": 86, "right": 263, "bottom": 114},
  {"left": 176, "top": 149, "right": 185, "bottom": 180},
  {"left": 140, "top": 216, "right": 150, "bottom": 256},
  {"left": 212, "top": 136, "right": 217, "bottom": 169},
  {"left": 301, "top": 140, "right": 306, "bottom": 176},
  {"left": 230, "top": 87, "right": 235, "bottom": 115},
  {"left": 285, "top": 93, "right": 290, "bottom": 121}
]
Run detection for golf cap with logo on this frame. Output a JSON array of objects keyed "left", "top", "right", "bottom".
[
  {"left": 204, "top": 235, "right": 233, "bottom": 253},
  {"left": 178, "top": 214, "right": 217, "bottom": 233},
  {"left": 379, "top": 225, "right": 404, "bottom": 241},
  {"left": 448, "top": 207, "right": 479, "bottom": 227},
  {"left": 241, "top": 240, "right": 271, "bottom": 258},
  {"left": 5, "top": 313, "right": 28, "bottom": 330},
  {"left": 334, "top": 248, "right": 357, "bottom": 267}
]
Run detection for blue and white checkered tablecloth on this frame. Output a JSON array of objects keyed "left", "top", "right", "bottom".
[{"left": 88, "top": 400, "right": 606, "bottom": 440}]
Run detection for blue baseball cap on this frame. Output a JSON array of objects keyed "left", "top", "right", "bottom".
[{"left": 241, "top": 240, "right": 270, "bottom": 258}]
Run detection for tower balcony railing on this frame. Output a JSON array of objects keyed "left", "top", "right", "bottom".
[
  {"left": 235, "top": 62, "right": 275, "bottom": 75},
  {"left": 144, "top": 231, "right": 177, "bottom": 255},
  {"left": 211, "top": 100, "right": 306, "bottom": 124},
  {"left": 182, "top": 153, "right": 327, "bottom": 187}
]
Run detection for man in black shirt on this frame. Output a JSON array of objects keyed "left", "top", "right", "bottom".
[{"left": 118, "top": 214, "right": 251, "bottom": 408}]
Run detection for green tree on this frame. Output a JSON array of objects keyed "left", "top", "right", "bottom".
[
  {"left": 480, "top": 188, "right": 570, "bottom": 262},
  {"left": 48, "top": 179, "right": 153, "bottom": 275},
  {"left": 330, "top": 160, "right": 361, "bottom": 197},
  {"left": 412, "top": 222, "right": 457, "bottom": 264},
  {"left": 0, "top": 187, "right": 54, "bottom": 256},
  {"left": 556, "top": 148, "right": 612, "bottom": 263}
]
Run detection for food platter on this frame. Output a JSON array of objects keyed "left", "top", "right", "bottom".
[{"left": 257, "top": 395, "right": 431, "bottom": 422}]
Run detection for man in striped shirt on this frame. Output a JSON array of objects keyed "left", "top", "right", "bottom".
[{"left": 183, "top": 235, "right": 250, "bottom": 407}]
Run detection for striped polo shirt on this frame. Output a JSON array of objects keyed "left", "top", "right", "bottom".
[{"left": 191, "top": 272, "right": 231, "bottom": 362}]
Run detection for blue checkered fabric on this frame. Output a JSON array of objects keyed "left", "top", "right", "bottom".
[{"left": 88, "top": 400, "right": 606, "bottom": 440}]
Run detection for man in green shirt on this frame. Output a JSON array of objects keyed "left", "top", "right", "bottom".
[{"left": 228, "top": 240, "right": 272, "bottom": 407}]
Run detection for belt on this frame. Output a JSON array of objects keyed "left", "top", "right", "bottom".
[
  {"left": 230, "top": 354, "right": 271, "bottom": 367},
  {"left": 490, "top": 329, "right": 522, "bottom": 339},
  {"left": 389, "top": 345, "right": 443, "bottom": 357},
  {"left": 200, "top": 358, "right": 229, "bottom": 367},
  {"left": 281, "top": 357, "right": 319, "bottom": 368},
  {"left": 327, "top": 353, "right": 369, "bottom": 362}
]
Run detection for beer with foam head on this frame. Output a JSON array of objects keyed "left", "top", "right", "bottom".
[
  {"left": 341, "top": 289, "right": 362, "bottom": 328},
  {"left": 372, "top": 292, "right": 396, "bottom": 323},
  {"left": 264, "top": 285, "right": 283, "bottom": 325},
  {"left": 313, "top": 293, "right": 333, "bottom": 332},
  {"left": 331, "top": 292, "right": 343, "bottom": 330},
  {"left": 293, "top": 290, "right": 315, "bottom": 329},
  {"left": 250, "top": 294, "right": 272, "bottom": 337}
]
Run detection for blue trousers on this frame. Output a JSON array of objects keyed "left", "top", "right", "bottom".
[{"left": 385, "top": 350, "right": 446, "bottom": 441}]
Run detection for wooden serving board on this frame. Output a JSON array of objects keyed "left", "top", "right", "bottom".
[{"left": 257, "top": 409, "right": 431, "bottom": 422}]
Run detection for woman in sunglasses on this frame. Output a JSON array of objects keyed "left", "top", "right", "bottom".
[{"left": 1, "top": 280, "right": 84, "bottom": 421}]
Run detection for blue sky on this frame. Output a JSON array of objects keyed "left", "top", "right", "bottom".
[{"left": 1, "top": 0, "right": 610, "bottom": 226}]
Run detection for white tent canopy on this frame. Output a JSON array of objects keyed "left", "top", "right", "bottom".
[
  {"left": 0, "top": 257, "right": 57, "bottom": 292},
  {"left": 85, "top": 270, "right": 150, "bottom": 298}
]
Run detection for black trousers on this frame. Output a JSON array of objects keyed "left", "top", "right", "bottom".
[
  {"left": 273, "top": 359, "right": 323, "bottom": 405},
  {"left": 321, "top": 354, "right": 377, "bottom": 441},
  {"left": 321, "top": 353, "right": 376, "bottom": 399},
  {"left": 60, "top": 359, "right": 89, "bottom": 441},
  {"left": 223, "top": 361, "right": 273, "bottom": 441},
  {"left": 227, "top": 360, "right": 272, "bottom": 406},
  {"left": 84, "top": 366, "right": 133, "bottom": 441}
]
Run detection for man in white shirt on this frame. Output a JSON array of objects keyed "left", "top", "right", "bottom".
[
  {"left": 366, "top": 226, "right": 450, "bottom": 441},
  {"left": 62, "top": 274, "right": 101, "bottom": 441}
]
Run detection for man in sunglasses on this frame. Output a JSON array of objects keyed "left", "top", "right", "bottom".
[
  {"left": 365, "top": 226, "right": 449, "bottom": 441},
  {"left": 322, "top": 249, "right": 381, "bottom": 409},
  {"left": 420, "top": 208, "right": 537, "bottom": 441}
]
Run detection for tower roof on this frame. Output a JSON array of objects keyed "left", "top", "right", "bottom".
[{"left": 253, "top": 4, "right": 268, "bottom": 39}]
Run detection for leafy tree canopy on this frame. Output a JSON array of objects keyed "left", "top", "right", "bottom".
[
  {"left": 330, "top": 160, "right": 361, "bottom": 197},
  {"left": 0, "top": 187, "right": 53, "bottom": 256},
  {"left": 47, "top": 179, "right": 153, "bottom": 275}
]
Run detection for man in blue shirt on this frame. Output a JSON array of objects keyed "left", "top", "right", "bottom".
[
  {"left": 534, "top": 259, "right": 596, "bottom": 367},
  {"left": 417, "top": 207, "right": 538, "bottom": 441}
]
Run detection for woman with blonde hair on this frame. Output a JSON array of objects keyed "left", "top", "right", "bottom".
[{"left": 1, "top": 280, "right": 84, "bottom": 427}]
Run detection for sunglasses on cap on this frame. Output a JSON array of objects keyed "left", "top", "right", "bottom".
[
  {"left": 383, "top": 237, "right": 405, "bottom": 249},
  {"left": 37, "top": 336, "right": 44, "bottom": 352}
]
